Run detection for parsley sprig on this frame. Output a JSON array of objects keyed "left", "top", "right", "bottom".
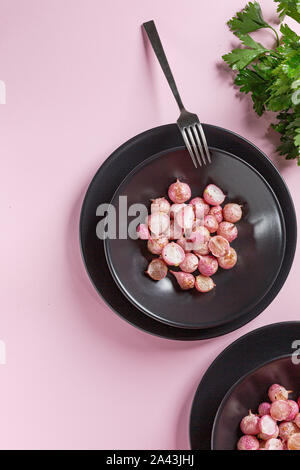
[{"left": 223, "top": 1, "right": 300, "bottom": 165}]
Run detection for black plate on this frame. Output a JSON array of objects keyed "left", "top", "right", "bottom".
[
  {"left": 189, "top": 322, "right": 300, "bottom": 449},
  {"left": 104, "top": 147, "right": 285, "bottom": 329},
  {"left": 212, "top": 355, "right": 300, "bottom": 450},
  {"left": 79, "top": 124, "right": 296, "bottom": 340}
]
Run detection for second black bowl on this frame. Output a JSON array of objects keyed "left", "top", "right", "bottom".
[{"left": 212, "top": 355, "right": 300, "bottom": 450}]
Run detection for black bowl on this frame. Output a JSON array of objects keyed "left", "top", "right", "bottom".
[
  {"left": 212, "top": 355, "right": 300, "bottom": 450},
  {"left": 80, "top": 123, "right": 296, "bottom": 340},
  {"left": 104, "top": 146, "right": 285, "bottom": 330}
]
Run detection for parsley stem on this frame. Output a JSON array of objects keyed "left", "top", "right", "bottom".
[{"left": 268, "top": 26, "right": 280, "bottom": 47}]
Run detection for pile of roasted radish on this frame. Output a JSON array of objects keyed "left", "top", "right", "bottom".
[
  {"left": 237, "top": 384, "right": 300, "bottom": 450},
  {"left": 137, "top": 179, "right": 243, "bottom": 292}
]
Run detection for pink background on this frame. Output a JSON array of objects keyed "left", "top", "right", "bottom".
[{"left": 0, "top": 0, "right": 299, "bottom": 450}]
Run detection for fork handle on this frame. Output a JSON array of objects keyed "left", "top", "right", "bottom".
[{"left": 143, "top": 20, "right": 185, "bottom": 112}]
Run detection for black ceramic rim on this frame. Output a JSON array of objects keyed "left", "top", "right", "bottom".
[
  {"left": 211, "top": 353, "right": 293, "bottom": 449},
  {"left": 79, "top": 124, "right": 297, "bottom": 341},
  {"left": 189, "top": 321, "right": 300, "bottom": 449},
  {"left": 103, "top": 145, "right": 286, "bottom": 330}
]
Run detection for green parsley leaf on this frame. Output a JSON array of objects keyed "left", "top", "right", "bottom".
[
  {"left": 275, "top": 0, "right": 300, "bottom": 22},
  {"left": 228, "top": 1, "right": 270, "bottom": 34},
  {"left": 222, "top": 34, "right": 267, "bottom": 70},
  {"left": 228, "top": 2, "right": 279, "bottom": 45},
  {"left": 280, "top": 23, "right": 300, "bottom": 45},
  {"left": 234, "top": 68, "right": 271, "bottom": 115}
]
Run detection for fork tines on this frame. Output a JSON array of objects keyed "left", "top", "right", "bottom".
[{"left": 180, "top": 122, "right": 211, "bottom": 168}]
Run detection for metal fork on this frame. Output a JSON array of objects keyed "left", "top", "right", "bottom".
[{"left": 143, "top": 20, "right": 211, "bottom": 168}]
